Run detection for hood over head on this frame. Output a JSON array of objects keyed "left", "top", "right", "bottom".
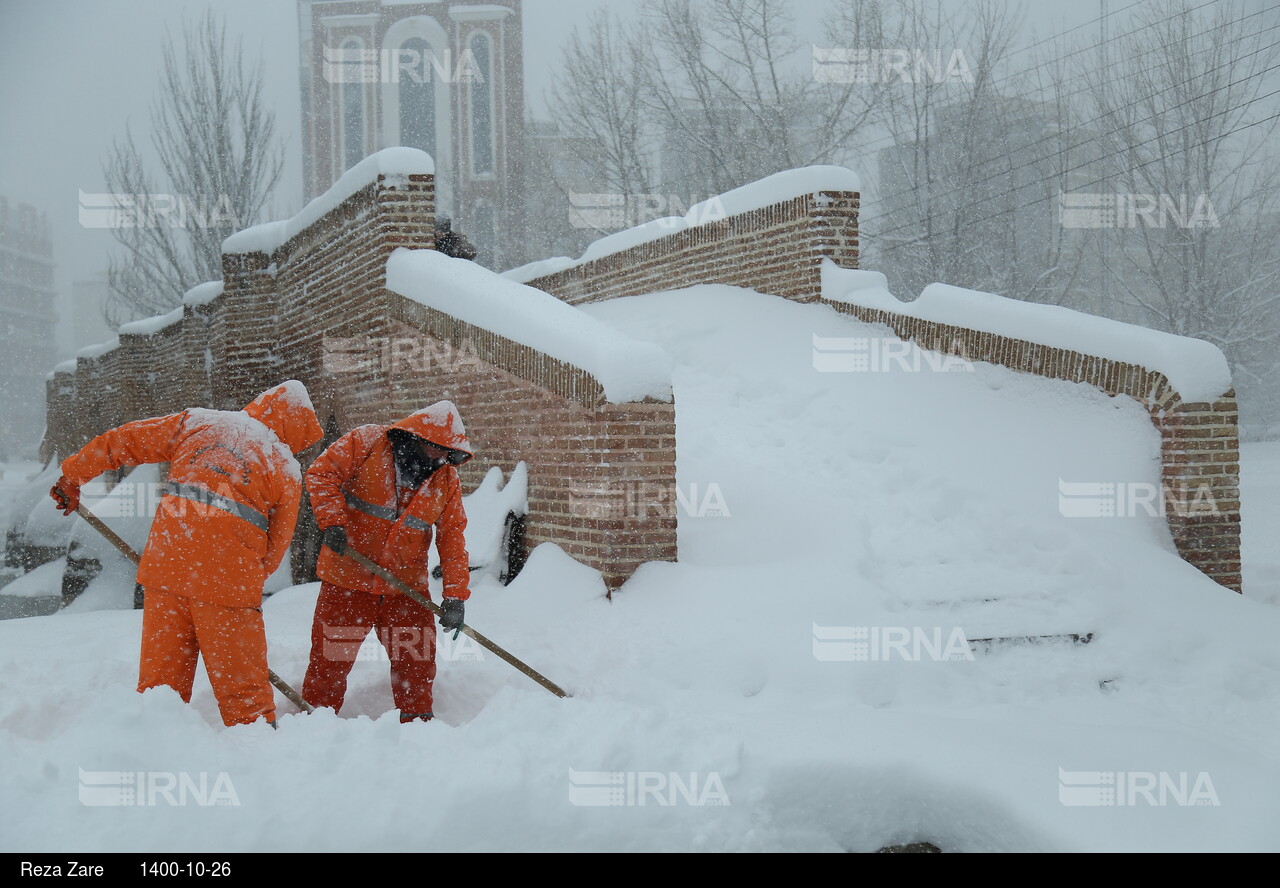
[
  {"left": 243, "top": 380, "right": 324, "bottom": 455},
  {"left": 388, "top": 400, "right": 473, "bottom": 465}
]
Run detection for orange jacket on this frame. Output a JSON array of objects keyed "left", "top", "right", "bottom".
[
  {"left": 60, "top": 381, "right": 323, "bottom": 607},
  {"left": 307, "top": 402, "right": 473, "bottom": 602}
]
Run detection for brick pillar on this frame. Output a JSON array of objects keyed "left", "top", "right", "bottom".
[
  {"left": 115, "top": 334, "right": 148, "bottom": 421},
  {"left": 43, "top": 372, "right": 76, "bottom": 462},
  {"left": 218, "top": 250, "right": 281, "bottom": 410},
  {"left": 1157, "top": 392, "right": 1243, "bottom": 592},
  {"left": 272, "top": 173, "right": 436, "bottom": 429},
  {"left": 182, "top": 301, "right": 216, "bottom": 411}
]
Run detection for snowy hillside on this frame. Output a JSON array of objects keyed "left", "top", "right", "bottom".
[{"left": 2, "top": 285, "right": 1278, "bottom": 852}]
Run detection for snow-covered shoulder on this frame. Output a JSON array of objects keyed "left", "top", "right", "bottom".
[
  {"left": 386, "top": 248, "right": 673, "bottom": 403},
  {"left": 822, "top": 260, "right": 1232, "bottom": 403},
  {"left": 185, "top": 408, "right": 301, "bottom": 480},
  {"left": 503, "top": 165, "right": 861, "bottom": 283},
  {"left": 222, "top": 147, "right": 435, "bottom": 256}
]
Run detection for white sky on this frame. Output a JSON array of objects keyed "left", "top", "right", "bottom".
[{"left": 0, "top": 0, "right": 1132, "bottom": 340}]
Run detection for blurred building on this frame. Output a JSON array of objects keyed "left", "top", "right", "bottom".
[
  {"left": 0, "top": 196, "right": 57, "bottom": 460},
  {"left": 520, "top": 119, "right": 602, "bottom": 264},
  {"left": 297, "top": 0, "right": 527, "bottom": 270},
  {"left": 65, "top": 274, "right": 114, "bottom": 359}
]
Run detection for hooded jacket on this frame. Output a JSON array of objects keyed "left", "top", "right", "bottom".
[
  {"left": 307, "top": 401, "right": 473, "bottom": 601},
  {"left": 61, "top": 381, "right": 324, "bottom": 607}
]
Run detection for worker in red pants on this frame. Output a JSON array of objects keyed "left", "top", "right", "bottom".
[
  {"left": 302, "top": 401, "right": 473, "bottom": 723},
  {"left": 51, "top": 380, "right": 323, "bottom": 727}
]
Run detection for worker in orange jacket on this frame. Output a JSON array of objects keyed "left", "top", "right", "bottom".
[
  {"left": 49, "top": 381, "right": 323, "bottom": 727},
  {"left": 302, "top": 401, "right": 473, "bottom": 723}
]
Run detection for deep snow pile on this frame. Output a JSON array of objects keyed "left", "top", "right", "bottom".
[{"left": 2, "top": 286, "right": 1278, "bottom": 853}]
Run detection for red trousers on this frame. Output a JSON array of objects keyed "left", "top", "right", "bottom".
[
  {"left": 302, "top": 582, "right": 437, "bottom": 721},
  {"left": 138, "top": 586, "right": 275, "bottom": 726}
]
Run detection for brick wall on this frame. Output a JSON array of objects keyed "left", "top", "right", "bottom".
[
  {"left": 38, "top": 158, "right": 1242, "bottom": 594},
  {"left": 41, "top": 169, "right": 677, "bottom": 592},
  {"left": 523, "top": 192, "right": 860, "bottom": 304},
  {"left": 344, "top": 319, "right": 677, "bottom": 590}
]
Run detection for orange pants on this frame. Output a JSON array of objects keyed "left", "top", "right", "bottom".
[
  {"left": 302, "top": 582, "right": 437, "bottom": 721},
  {"left": 137, "top": 586, "right": 275, "bottom": 727}
]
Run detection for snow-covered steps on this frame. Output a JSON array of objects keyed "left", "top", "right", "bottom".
[{"left": 966, "top": 631, "right": 1095, "bottom": 656}]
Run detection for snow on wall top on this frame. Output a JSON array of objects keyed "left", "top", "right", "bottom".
[
  {"left": 503, "top": 165, "right": 862, "bottom": 283},
  {"left": 60, "top": 282, "right": 222, "bottom": 375},
  {"left": 821, "top": 260, "right": 1233, "bottom": 403},
  {"left": 118, "top": 306, "right": 184, "bottom": 337},
  {"left": 222, "top": 147, "right": 435, "bottom": 256},
  {"left": 182, "top": 280, "right": 223, "bottom": 307},
  {"left": 386, "top": 248, "right": 673, "bottom": 403},
  {"left": 76, "top": 337, "right": 120, "bottom": 360}
]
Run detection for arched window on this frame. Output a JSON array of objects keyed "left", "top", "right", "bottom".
[
  {"left": 382, "top": 16, "right": 453, "bottom": 216},
  {"left": 339, "top": 37, "right": 365, "bottom": 171},
  {"left": 398, "top": 37, "right": 436, "bottom": 160},
  {"left": 468, "top": 32, "right": 494, "bottom": 175}
]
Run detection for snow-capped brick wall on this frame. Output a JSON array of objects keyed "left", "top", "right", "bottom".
[
  {"left": 42, "top": 150, "right": 1241, "bottom": 594},
  {"left": 116, "top": 317, "right": 185, "bottom": 422},
  {"left": 365, "top": 318, "right": 678, "bottom": 589},
  {"left": 42, "top": 150, "right": 677, "bottom": 592},
  {"left": 519, "top": 191, "right": 860, "bottom": 305},
  {"left": 820, "top": 265, "right": 1242, "bottom": 592}
]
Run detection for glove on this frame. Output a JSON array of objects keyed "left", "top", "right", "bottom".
[
  {"left": 50, "top": 477, "right": 80, "bottom": 517},
  {"left": 321, "top": 525, "right": 348, "bottom": 556},
  {"left": 439, "top": 598, "right": 465, "bottom": 632}
]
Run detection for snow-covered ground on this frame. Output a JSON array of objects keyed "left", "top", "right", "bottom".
[
  {"left": 1242, "top": 441, "right": 1280, "bottom": 609},
  {"left": 2, "top": 286, "right": 1278, "bottom": 852}
]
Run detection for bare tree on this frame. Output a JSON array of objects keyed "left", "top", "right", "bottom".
[
  {"left": 103, "top": 10, "right": 284, "bottom": 326},
  {"left": 539, "top": 0, "right": 884, "bottom": 240},
  {"left": 641, "top": 0, "right": 882, "bottom": 198},
  {"left": 550, "top": 9, "right": 657, "bottom": 203},
  {"left": 850, "top": 0, "right": 1035, "bottom": 300},
  {"left": 533, "top": 8, "right": 658, "bottom": 245},
  {"left": 1078, "top": 0, "right": 1280, "bottom": 433}
]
